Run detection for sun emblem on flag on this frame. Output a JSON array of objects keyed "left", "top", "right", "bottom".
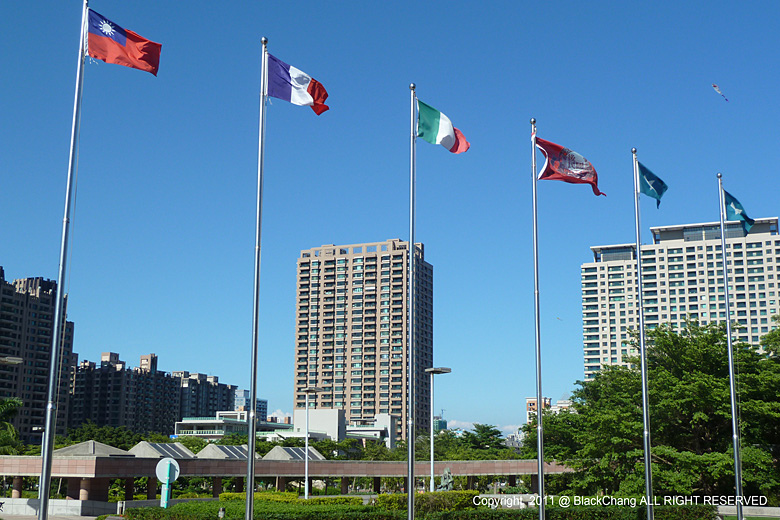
[{"left": 98, "top": 20, "right": 115, "bottom": 36}]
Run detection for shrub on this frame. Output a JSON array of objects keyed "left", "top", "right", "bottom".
[
  {"left": 305, "top": 496, "right": 364, "bottom": 506},
  {"left": 423, "top": 504, "right": 717, "bottom": 520},
  {"left": 651, "top": 505, "right": 718, "bottom": 520},
  {"left": 125, "top": 500, "right": 401, "bottom": 520},
  {"left": 218, "top": 491, "right": 298, "bottom": 502},
  {"left": 375, "top": 491, "right": 480, "bottom": 513}
]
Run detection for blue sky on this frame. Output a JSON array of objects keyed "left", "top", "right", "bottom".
[{"left": 2, "top": 1, "right": 778, "bottom": 435}]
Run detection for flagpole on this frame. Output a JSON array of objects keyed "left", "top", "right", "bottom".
[
  {"left": 245, "top": 35, "right": 268, "bottom": 520},
  {"left": 530, "top": 118, "right": 545, "bottom": 520},
  {"left": 38, "top": 3, "right": 88, "bottom": 519},
  {"left": 717, "top": 173, "right": 744, "bottom": 520},
  {"left": 632, "top": 149, "right": 654, "bottom": 520},
  {"left": 407, "top": 82, "right": 417, "bottom": 520}
]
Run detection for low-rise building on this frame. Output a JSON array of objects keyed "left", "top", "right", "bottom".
[{"left": 174, "top": 410, "right": 293, "bottom": 441}]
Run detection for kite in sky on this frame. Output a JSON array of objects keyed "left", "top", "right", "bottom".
[{"left": 712, "top": 84, "right": 729, "bottom": 102}]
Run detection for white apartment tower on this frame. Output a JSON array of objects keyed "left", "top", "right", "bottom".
[
  {"left": 582, "top": 218, "right": 779, "bottom": 379},
  {"left": 295, "top": 239, "right": 433, "bottom": 439}
]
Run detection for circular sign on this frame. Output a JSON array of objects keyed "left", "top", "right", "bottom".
[{"left": 155, "top": 457, "right": 180, "bottom": 483}]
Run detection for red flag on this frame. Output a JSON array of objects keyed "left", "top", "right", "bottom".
[
  {"left": 535, "top": 137, "right": 604, "bottom": 196},
  {"left": 87, "top": 9, "right": 161, "bottom": 76}
]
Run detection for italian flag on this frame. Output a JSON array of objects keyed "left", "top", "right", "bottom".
[{"left": 417, "top": 100, "right": 470, "bottom": 154}]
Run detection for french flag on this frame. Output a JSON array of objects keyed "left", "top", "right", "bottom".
[{"left": 267, "top": 54, "right": 329, "bottom": 115}]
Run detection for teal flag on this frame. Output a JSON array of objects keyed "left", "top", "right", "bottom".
[
  {"left": 638, "top": 162, "right": 668, "bottom": 208},
  {"left": 724, "top": 190, "right": 754, "bottom": 233}
]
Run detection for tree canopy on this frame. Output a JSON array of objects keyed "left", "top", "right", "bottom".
[
  {"left": 521, "top": 319, "right": 780, "bottom": 503},
  {"left": 0, "top": 397, "right": 23, "bottom": 455}
]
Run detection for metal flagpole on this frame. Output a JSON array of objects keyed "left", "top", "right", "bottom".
[
  {"left": 530, "top": 118, "right": 545, "bottom": 520},
  {"left": 407, "top": 83, "right": 417, "bottom": 520},
  {"left": 38, "top": 3, "right": 88, "bottom": 519},
  {"left": 245, "top": 36, "right": 269, "bottom": 520},
  {"left": 632, "top": 149, "right": 654, "bottom": 520},
  {"left": 717, "top": 173, "right": 744, "bottom": 520},
  {"left": 429, "top": 373, "right": 434, "bottom": 492}
]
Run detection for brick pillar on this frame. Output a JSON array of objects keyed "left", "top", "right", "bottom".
[
  {"left": 79, "top": 478, "right": 91, "bottom": 501},
  {"left": 340, "top": 476, "right": 349, "bottom": 495},
  {"left": 467, "top": 476, "right": 476, "bottom": 490},
  {"left": 275, "top": 476, "right": 287, "bottom": 492},
  {"left": 373, "top": 477, "right": 381, "bottom": 493},
  {"left": 212, "top": 477, "right": 223, "bottom": 498},
  {"left": 234, "top": 477, "right": 244, "bottom": 493},
  {"left": 508, "top": 475, "right": 517, "bottom": 488},
  {"left": 146, "top": 477, "right": 157, "bottom": 499},
  {"left": 530, "top": 474, "right": 539, "bottom": 494},
  {"left": 66, "top": 478, "right": 80, "bottom": 499},
  {"left": 12, "top": 476, "right": 23, "bottom": 498},
  {"left": 125, "top": 478, "right": 135, "bottom": 500}
]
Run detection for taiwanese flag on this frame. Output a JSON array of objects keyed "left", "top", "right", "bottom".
[
  {"left": 535, "top": 137, "right": 605, "bottom": 196},
  {"left": 87, "top": 9, "right": 161, "bottom": 76}
]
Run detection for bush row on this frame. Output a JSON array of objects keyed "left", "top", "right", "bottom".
[
  {"left": 124, "top": 495, "right": 717, "bottom": 520},
  {"left": 423, "top": 505, "right": 717, "bottom": 520},
  {"left": 376, "top": 491, "right": 480, "bottom": 513}
]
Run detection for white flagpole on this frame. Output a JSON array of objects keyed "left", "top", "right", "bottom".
[
  {"left": 530, "top": 118, "right": 545, "bottom": 520},
  {"left": 717, "top": 173, "right": 744, "bottom": 520},
  {"left": 407, "top": 83, "right": 417, "bottom": 520},
  {"left": 245, "top": 36, "right": 268, "bottom": 520},
  {"left": 38, "top": 3, "right": 88, "bottom": 519},
  {"left": 632, "top": 149, "right": 654, "bottom": 520}
]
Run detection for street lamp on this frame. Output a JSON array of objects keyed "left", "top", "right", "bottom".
[
  {"left": 424, "top": 367, "right": 451, "bottom": 492},
  {"left": 303, "top": 386, "right": 322, "bottom": 499}
]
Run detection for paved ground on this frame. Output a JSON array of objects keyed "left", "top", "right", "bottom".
[{"left": 1, "top": 517, "right": 100, "bottom": 520}]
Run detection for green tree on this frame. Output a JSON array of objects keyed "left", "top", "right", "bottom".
[
  {"left": 520, "top": 319, "right": 780, "bottom": 502},
  {"left": 216, "top": 433, "right": 248, "bottom": 445},
  {"left": 64, "top": 422, "right": 143, "bottom": 450},
  {"left": 0, "top": 397, "right": 23, "bottom": 455}
]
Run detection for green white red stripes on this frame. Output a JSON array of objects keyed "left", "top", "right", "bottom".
[{"left": 417, "top": 100, "right": 470, "bottom": 154}]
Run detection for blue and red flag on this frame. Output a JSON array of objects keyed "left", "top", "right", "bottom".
[
  {"left": 87, "top": 9, "right": 161, "bottom": 76},
  {"left": 267, "top": 54, "right": 329, "bottom": 115}
]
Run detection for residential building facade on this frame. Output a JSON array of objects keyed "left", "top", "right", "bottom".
[
  {"left": 294, "top": 239, "right": 433, "bottom": 439},
  {"left": 0, "top": 267, "right": 76, "bottom": 443},
  {"left": 234, "top": 388, "right": 268, "bottom": 422},
  {"left": 172, "top": 371, "right": 237, "bottom": 419},
  {"left": 70, "top": 353, "right": 181, "bottom": 435},
  {"left": 582, "top": 217, "right": 780, "bottom": 379}
]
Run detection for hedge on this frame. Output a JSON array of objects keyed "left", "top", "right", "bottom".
[
  {"left": 122, "top": 497, "right": 716, "bottom": 520},
  {"left": 125, "top": 499, "right": 398, "bottom": 520},
  {"left": 424, "top": 505, "right": 717, "bottom": 520},
  {"left": 219, "top": 491, "right": 299, "bottom": 502},
  {"left": 376, "top": 491, "right": 480, "bottom": 513}
]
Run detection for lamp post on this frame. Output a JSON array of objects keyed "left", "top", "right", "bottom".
[
  {"left": 424, "top": 367, "right": 451, "bottom": 492},
  {"left": 303, "top": 386, "right": 322, "bottom": 499}
]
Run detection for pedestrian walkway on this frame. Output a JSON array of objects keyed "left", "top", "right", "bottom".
[{"left": 1, "top": 516, "right": 99, "bottom": 520}]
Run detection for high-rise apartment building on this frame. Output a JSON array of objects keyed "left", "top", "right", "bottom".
[
  {"left": 234, "top": 388, "right": 268, "bottom": 422},
  {"left": 0, "top": 267, "right": 76, "bottom": 443},
  {"left": 295, "top": 239, "right": 433, "bottom": 439},
  {"left": 581, "top": 218, "right": 780, "bottom": 379},
  {"left": 172, "top": 371, "right": 237, "bottom": 419},
  {"left": 70, "top": 352, "right": 181, "bottom": 435}
]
